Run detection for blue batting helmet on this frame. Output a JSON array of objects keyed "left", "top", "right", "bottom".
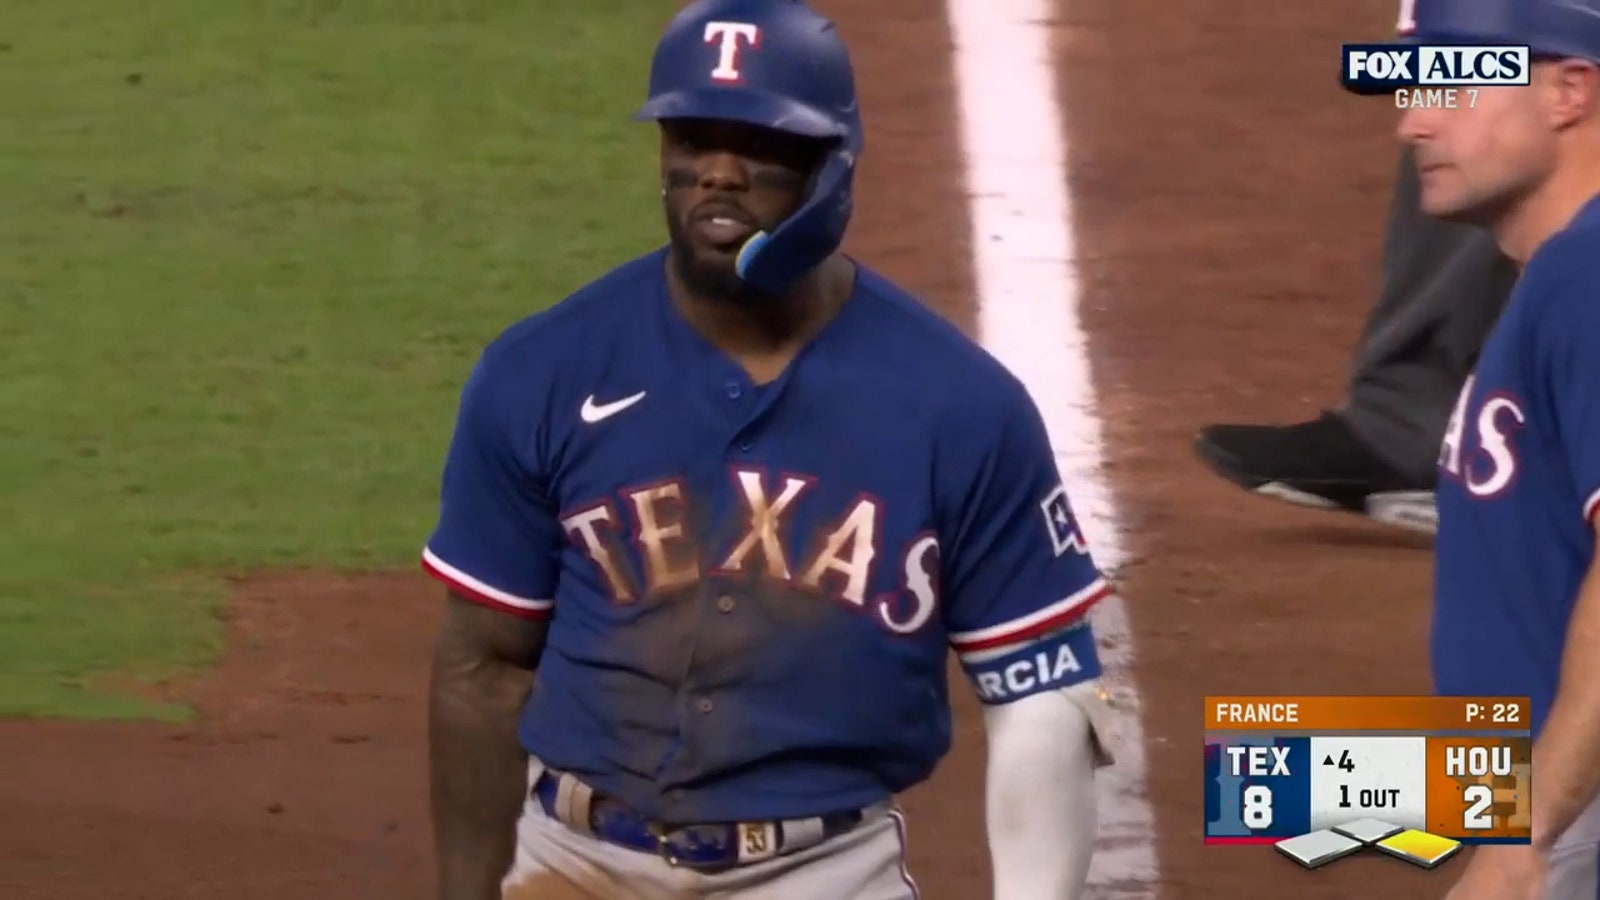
[
  {"left": 1409, "top": 0, "right": 1600, "bottom": 61},
  {"left": 634, "top": 0, "right": 864, "bottom": 293}
]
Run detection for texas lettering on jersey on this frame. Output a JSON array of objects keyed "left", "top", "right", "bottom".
[
  {"left": 560, "top": 466, "right": 941, "bottom": 635},
  {"left": 1432, "top": 195, "right": 1600, "bottom": 743},
  {"left": 421, "top": 251, "right": 1116, "bottom": 822},
  {"left": 1438, "top": 373, "right": 1528, "bottom": 499}
]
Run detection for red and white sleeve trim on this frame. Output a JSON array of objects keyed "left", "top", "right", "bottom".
[
  {"left": 948, "top": 577, "right": 1114, "bottom": 658},
  {"left": 420, "top": 547, "right": 553, "bottom": 619},
  {"left": 1584, "top": 487, "right": 1600, "bottom": 525}
]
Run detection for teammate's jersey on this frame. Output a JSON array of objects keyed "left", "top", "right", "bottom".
[
  {"left": 1433, "top": 194, "right": 1600, "bottom": 739},
  {"left": 422, "top": 249, "right": 1113, "bottom": 824}
]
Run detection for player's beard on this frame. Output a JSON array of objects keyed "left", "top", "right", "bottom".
[
  {"left": 665, "top": 207, "right": 743, "bottom": 301},
  {"left": 663, "top": 200, "right": 772, "bottom": 304}
]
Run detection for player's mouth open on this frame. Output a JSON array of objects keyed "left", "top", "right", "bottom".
[{"left": 692, "top": 205, "right": 758, "bottom": 248}]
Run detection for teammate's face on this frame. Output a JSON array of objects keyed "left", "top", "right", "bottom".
[
  {"left": 1398, "top": 63, "right": 1574, "bottom": 225},
  {"left": 659, "top": 118, "right": 826, "bottom": 300}
]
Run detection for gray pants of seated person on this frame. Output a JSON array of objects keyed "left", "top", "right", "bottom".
[
  {"left": 499, "top": 760, "right": 920, "bottom": 900},
  {"left": 1339, "top": 145, "right": 1518, "bottom": 484},
  {"left": 1545, "top": 839, "right": 1600, "bottom": 899},
  {"left": 1470, "top": 793, "right": 1600, "bottom": 898}
]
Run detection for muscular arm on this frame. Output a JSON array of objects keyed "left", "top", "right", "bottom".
[
  {"left": 429, "top": 592, "right": 550, "bottom": 900},
  {"left": 982, "top": 680, "right": 1116, "bottom": 900},
  {"left": 937, "top": 387, "right": 1117, "bottom": 896},
  {"left": 1530, "top": 531, "right": 1600, "bottom": 852}
]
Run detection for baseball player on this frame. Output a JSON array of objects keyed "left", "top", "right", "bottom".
[
  {"left": 1387, "top": 0, "right": 1600, "bottom": 896},
  {"left": 1194, "top": 0, "right": 1519, "bottom": 536},
  {"left": 421, "top": 2, "right": 1119, "bottom": 899}
]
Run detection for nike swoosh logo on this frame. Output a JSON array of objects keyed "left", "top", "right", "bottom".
[{"left": 580, "top": 391, "right": 646, "bottom": 423}]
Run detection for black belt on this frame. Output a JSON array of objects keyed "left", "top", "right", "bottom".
[{"left": 531, "top": 769, "right": 873, "bottom": 872}]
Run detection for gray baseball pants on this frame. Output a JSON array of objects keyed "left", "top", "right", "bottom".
[
  {"left": 500, "top": 758, "right": 920, "bottom": 899},
  {"left": 1546, "top": 841, "right": 1600, "bottom": 898},
  {"left": 1339, "top": 145, "right": 1519, "bottom": 485}
]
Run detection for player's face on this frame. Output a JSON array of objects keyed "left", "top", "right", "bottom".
[
  {"left": 1398, "top": 69, "right": 1562, "bottom": 225},
  {"left": 659, "top": 118, "right": 826, "bottom": 300}
]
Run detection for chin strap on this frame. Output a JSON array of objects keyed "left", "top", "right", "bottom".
[{"left": 733, "top": 149, "right": 855, "bottom": 294}]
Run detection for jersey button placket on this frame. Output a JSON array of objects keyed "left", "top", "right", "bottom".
[
  {"left": 717, "top": 594, "right": 736, "bottom": 613},
  {"left": 696, "top": 697, "right": 715, "bottom": 714}
]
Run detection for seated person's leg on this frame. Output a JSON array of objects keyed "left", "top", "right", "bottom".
[{"left": 1194, "top": 146, "right": 1518, "bottom": 535}]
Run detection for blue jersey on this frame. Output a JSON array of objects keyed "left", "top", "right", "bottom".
[
  {"left": 421, "top": 249, "right": 1114, "bottom": 824},
  {"left": 1433, "top": 194, "right": 1600, "bottom": 738}
]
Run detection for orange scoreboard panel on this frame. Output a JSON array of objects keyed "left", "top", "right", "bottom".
[{"left": 1204, "top": 696, "right": 1531, "bottom": 870}]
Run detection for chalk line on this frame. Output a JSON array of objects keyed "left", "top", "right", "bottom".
[{"left": 945, "top": 0, "right": 1160, "bottom": 895}]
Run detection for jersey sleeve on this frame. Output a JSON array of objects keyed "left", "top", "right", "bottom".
[
  {"left": 939, "top": 389, "right": 1116, "bottom": 702},
  {"left": 1537, "top": 267, "right": 1600, "bottom": 526},
  {"left": 420, "top": 343, "right": 563, "bottom": 617}
]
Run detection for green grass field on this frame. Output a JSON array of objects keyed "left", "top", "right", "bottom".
[{"left": 3, "top": 0, "right": 671, "bottom": 719}]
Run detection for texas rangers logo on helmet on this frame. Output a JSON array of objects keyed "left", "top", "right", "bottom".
[{"left": 704, "top": 21, "right": 761, "bottom": 82}]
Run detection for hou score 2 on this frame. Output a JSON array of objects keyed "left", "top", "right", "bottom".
[
  {"left": 1448, "top": 743, "right": 1516, "bottom": 831},
  {"left": 1394, "top": 87, "right": 1480, "bottom": 109}
]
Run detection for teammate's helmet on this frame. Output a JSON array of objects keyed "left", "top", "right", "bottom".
[
  {"left": 1409, "top": 0, "right": 1600, "bottom": 62},
  {"left": 634, "top": 0, "right": 864, "bottom": 294}
]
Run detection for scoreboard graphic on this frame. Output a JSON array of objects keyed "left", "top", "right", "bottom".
[{"left": 1204, "top": 695, "right": 1532, "bottom": 870}]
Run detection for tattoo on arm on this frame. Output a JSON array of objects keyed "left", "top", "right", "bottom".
[{"left": 428, "top": 592, "right": 549, "bottom": 900}]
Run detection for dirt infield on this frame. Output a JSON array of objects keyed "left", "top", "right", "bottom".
[
  {"left": 5, "top": 1, "right": 1457, "bottom": 898},
  {"left": 1057, "top": 0, "right": 1448, "bottom": 895}
]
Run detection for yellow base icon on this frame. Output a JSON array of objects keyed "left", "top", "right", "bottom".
[
  {"left": 1275, "top": 819, "right": 1464, "bottom": 870},
  {"left": 1375, "top": 830, "right": 1463, "bottom": 869}
]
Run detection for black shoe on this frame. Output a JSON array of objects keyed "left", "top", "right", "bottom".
[{"left": 1194, "top": 412, "right": 1437, "bottom": 534}]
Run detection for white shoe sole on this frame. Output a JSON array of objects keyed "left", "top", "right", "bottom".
[{"left": 1254, "top": 483, "right": 1437, "bottom": 536}]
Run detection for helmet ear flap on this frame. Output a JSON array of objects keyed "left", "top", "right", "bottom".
[
  {"left": 734, "top": 147, "right": 855, "bottom": 292},
  {"left": 802, "top": 157, "right": 824, "bottom": 197}
]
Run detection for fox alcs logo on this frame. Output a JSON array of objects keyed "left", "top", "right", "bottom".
[
  {"left": 705, "top": 21, "right": 760, "bottom": 83},
  {"left": 1342, "top": 43, "right": 1530, "bottom": 91}
]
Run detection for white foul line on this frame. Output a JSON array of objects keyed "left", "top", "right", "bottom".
[{"left": 946, "top": 0, "right": 1159, "bottom": 896}]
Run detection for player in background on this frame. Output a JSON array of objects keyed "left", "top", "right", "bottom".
[
  {"left": 1195, "top": 0, "right": 1518, "bottom": 537},
  {"left": 1394, "top": 0, "right": 1600, "bottom": 896},
  {"left": 423, "top": 1, "right": 1120, "bottom": 898}
]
